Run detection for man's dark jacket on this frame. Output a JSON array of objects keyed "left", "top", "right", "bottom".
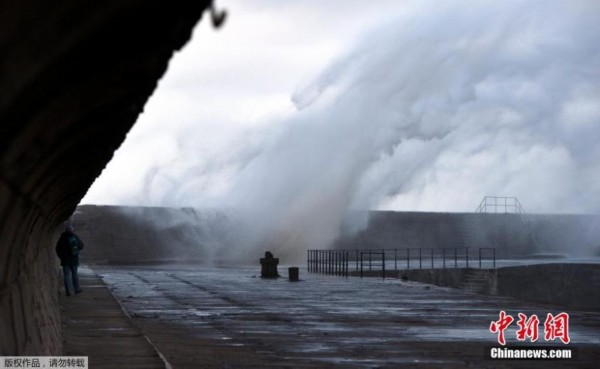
[{"left": 55, "top": 231, "right": 84, "bottom": 266}]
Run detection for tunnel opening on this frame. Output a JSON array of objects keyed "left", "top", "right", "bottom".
[{"left": 0, "top": 0, "right": 212, "bottom": 354}]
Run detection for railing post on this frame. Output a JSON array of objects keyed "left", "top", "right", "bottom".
[
  {"left": 345, "top": 251, "right": 349, "bottom": 277},
  {"left": 419, "top": 248, "right": 422, "bottom": 269},
  {"left": 360, "top": 252, "right": 363, "bottom": 278},
  {"left": 382, "top": 252, "right": 386, "bottom": 280},
  {"left": 493, "top": 248, "right": 496, "bottom": 268},
  {"left": 454, "top": 248, "right": 457, "bottom": 268},
  {"left": 321, "top": 250, "right": 324, "bottom": 274},
  {"left": 317, "top": 250, "right": 319, "bottom": 274},
  {"left": 443, "top": 248, "right": 446, "bottom": 269},
  {"left": 431, "top": 248, "right": 434, "bottom": 269},
  {"left": 479, "top": 248, "right": 482, "bottom": 269},
  {"left": 331, "top": 250, "right": 334, "bottom": 275},
  {"left": 331, "top": 251, "right": 334, "bottom": 275},
  {"left": 356, "top": 250, "right": 359, "bottom": 271},
  {"left": 466, "top": 247, "right": 469, "bottom": 268},
  {"left": 333, "top": 251, "right": 336, "bottom": 276},
  {"left": 369, "top": 250, "right": 372, "bottom": 271},
  {"left": 407, "top": 248, "right": 410, "bottom": 269},
  {"left": 394, "top": 248, "right": 397, "bottom": 270}
]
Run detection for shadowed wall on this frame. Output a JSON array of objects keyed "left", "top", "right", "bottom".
[{"left": 0, "top": 1, "right": 210, "bottom": 354}]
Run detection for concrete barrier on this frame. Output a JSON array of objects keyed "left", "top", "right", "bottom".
[{"left": 353, "top": 263, "right": 600, "bottom": 311}]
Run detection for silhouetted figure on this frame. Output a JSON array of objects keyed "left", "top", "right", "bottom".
[
  {"left": 260, "top": 251, "right": 279, "bottom": 278},
  {"left": 56, "top": 225, "right": 84, "bottom": 296}
]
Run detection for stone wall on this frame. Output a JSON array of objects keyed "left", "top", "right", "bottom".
[
  {"left": 335, "top": 211, "right": 600, "bottom": 258},
  {"left": 0, "top": 1, "right": 210, "bottom": 355}
]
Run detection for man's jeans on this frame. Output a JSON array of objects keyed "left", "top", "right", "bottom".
[{"left": 62, "top": 265, "right": 81, "bottom": 295}]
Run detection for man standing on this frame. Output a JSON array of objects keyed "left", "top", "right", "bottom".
[{"left": 55, "top": 225, "right": 84, "bottom": 296}]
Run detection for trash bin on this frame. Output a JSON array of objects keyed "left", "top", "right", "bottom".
[{"left": 288, "top": 267, "right": 299, "bottom": 281}]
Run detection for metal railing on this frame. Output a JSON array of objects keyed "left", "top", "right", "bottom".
[
  {"left": 360, "top": 251, "right": 385, "bottom": 279},
  {"left": 307, "top": 247, "right": 496, "bottom": 278},
  {"left": 476, "top": 196, "right": 525, "bottom": 214},
  {"left": 476, "top": 196, "right": 543, "bottom": 250},
  {"left": 306, "top": 250, "right": 350, "bottom": 277}
]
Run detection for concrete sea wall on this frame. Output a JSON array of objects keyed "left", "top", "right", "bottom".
[
  {"left": 356, "top": 263, "right": 600, "bottom": 311},
  {"left": 74, "top": 205, "right": 600, "bottom": 266},
  {"left": 334, "top": 211, "right": 600, "bottom": 259}
]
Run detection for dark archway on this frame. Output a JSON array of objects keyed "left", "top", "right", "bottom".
[{"left": 0, "top": 0, "right": 211, "bottom": 354}]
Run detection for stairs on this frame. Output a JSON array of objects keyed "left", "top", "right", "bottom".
[{"left": 460, "top": 269, "right": 496, "bottom": 294}]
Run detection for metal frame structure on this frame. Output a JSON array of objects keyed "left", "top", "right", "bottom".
[
  {"left": 307, "top": 247, "right": 496, "bottom": 279},
  {"left": 476, "top": 196, "right": 542, "bottom": 249},
  {"left": 476, "top": 196, "right": 525, "bottom": 214}
]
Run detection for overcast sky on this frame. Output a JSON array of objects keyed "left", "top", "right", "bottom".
[{"left": 82, "top": 0, "right": 600, "bottom": 217}]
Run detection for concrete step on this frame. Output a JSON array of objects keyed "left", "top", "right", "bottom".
[{"left": 459, "top": 269, "right": 493, "bottom": 293}]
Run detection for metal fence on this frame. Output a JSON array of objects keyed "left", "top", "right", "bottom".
[
  {"left": 307, "top": 247, "right": 496, "bottom": 277},
  {"left": 306, "top": 250, "right": 350, "bottom": 277},
  {"left": 360, "top": 251, "right": 386, "bottom": 279}
]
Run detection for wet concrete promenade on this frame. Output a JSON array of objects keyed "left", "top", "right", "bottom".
[
  {"left": 60, "top": 267, "right": 165, "bottom": 368},
  {"left": 63, "top": 265, "right": 600, "bottom": 368}
]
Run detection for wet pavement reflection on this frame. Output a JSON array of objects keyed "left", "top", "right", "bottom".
[{"left": 97, "top": 265, "right": 600, "bottom": 368}]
